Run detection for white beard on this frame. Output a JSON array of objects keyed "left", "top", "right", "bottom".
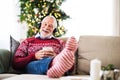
[{"left": 40, "top": 32, "right": 52, "bottom": 39}]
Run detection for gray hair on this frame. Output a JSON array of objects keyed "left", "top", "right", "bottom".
[{"left": 41, "top": 15, "right": 57, "bottom": 29}]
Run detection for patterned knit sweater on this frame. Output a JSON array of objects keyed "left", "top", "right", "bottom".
[{"left": 12, "top": 37, "right": 65, "bottom": 70}]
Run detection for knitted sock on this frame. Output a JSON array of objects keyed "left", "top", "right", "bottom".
[{"left": 47, "top": 37, "right": 78, "bottom": 78}]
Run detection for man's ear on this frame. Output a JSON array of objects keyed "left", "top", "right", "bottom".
[{"left": 53, "top": 28, "right": 57, "bottom": 33}]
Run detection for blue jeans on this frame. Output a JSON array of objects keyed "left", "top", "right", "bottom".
[{"left": 26, "top": 57, "right": 53, "bottom": 74}]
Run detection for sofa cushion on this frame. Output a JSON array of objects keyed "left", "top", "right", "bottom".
[
  {"left": 0, "top": 61, "right": 4, "bottom": 73},
  {"left": 77, "top": 36, "right": 120, "bottom": 74},
  {"left": 2, "top": 74, "right": 90, "bottom": 80},
  {"left": 0, "top": 74, "right": 17, "bottom": 80},
  {"left": 0, "top": 49, "right": 11, "bottom": 73}
]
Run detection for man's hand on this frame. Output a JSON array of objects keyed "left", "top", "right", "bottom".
[{"left": 35, "top": 50, "right": 56, "bottom": 60}]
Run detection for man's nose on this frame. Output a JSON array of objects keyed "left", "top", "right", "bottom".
[{"left": 44, "top": 25, "right": 49, "bottom": 29}]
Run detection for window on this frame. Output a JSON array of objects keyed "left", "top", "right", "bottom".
[{"left": 61, "top": 0, "right": 117, "bottom": 39}]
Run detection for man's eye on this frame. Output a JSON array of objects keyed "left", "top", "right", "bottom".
[
  {"left": 49, "top": 25, "right": 53, "bottom": 28},
  {"left": 44, "top": 23, "right": 47, "bottom": 26}
]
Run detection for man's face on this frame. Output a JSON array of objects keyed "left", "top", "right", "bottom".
[{"left": 40, "top": 17, "right": 55, "bottom": 38}]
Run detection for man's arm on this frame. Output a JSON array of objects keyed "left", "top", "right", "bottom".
[{"left": 12, "top": 39, "right": 36, "bottom": 70}]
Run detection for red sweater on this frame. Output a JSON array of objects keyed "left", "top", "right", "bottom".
[{"left": 12, "top": 37, "right": 65, "bottom": 70}]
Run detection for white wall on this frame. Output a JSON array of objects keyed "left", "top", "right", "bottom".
[
  {"left": 61, "top": 0, "right": 115, "bottom": 40},
  {"left": 0, "top": 0, "right": 20, "bottom": 50},
  {"left": 0, "top": 0, "right": 118, "bottom": 49}
]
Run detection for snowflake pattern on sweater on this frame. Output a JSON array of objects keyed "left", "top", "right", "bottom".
[{"left": 13, "top": 37, "right": 65, "bottom": 70}]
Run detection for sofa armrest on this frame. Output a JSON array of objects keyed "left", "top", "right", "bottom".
[{"left": 0, "top": 49, "right": 11, "bottom": 73}]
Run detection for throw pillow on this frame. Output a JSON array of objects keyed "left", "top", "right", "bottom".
[
  {"left": 0, "top": 49, "right": 11, "bottom": 73},
  {"left": 9, "top": 36, "right": 20, "bottom": 73},
  {"left": 0, "top": 61, "right": 4, "bottom": 73},
  {"left": 10, "top": 35, "right": 20, "bottom": 61}
]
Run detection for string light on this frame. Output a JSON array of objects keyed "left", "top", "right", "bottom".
[{"left": 19, "top": 0, "right": 70, "bottom": 37}]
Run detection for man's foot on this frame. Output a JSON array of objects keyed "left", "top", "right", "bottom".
[{"left": 47, "top": 37, "right": 78, "bottom": 78}]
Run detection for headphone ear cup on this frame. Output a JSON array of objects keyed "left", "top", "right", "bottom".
[
  {"left": 38, "top": 23, "right": 41, "bottom": 29},
  {"left": 53, "top": 28, "right": 57, "bottom": 35}
]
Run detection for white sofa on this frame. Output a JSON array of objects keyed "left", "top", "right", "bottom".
[{"left": 0, "top": 36, "right": 120, "bottom": 80}]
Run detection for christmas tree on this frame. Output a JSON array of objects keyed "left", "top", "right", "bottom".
[{"left": 19, "top": 0, "right": 70, "bottom": 37}]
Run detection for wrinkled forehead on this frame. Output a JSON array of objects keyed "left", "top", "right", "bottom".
[{"left": 42, "top": 17, "right": 54, "bottom": 24}]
